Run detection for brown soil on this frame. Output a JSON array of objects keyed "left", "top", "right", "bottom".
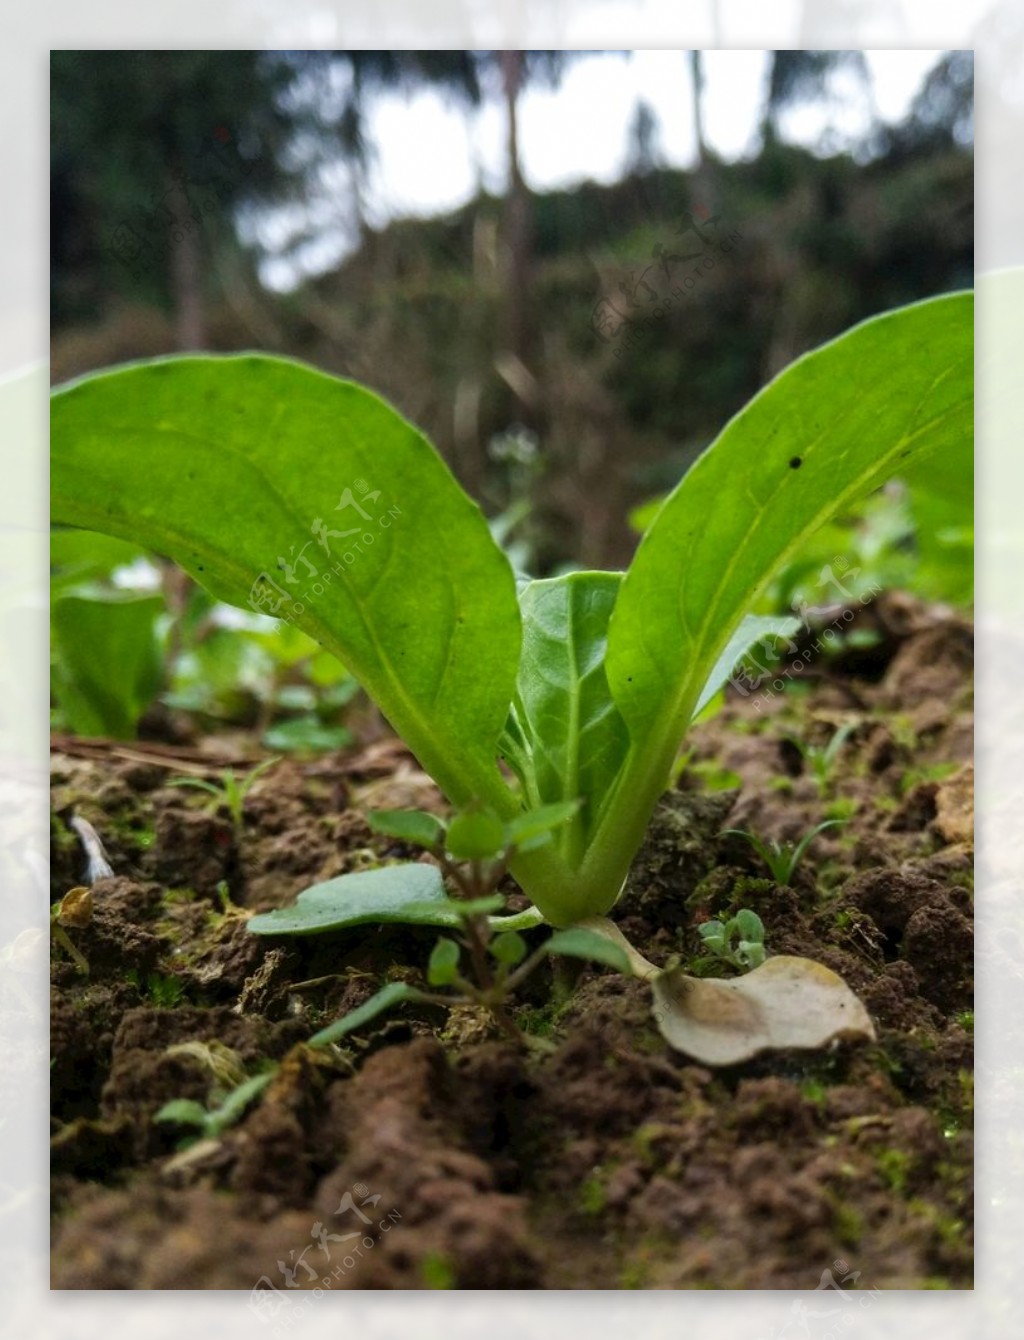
[{"left": 49, "top": 593, "right": 973, "bottom": 1290}]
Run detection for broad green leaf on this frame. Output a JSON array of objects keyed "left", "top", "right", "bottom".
[
  {"left": 51, "top": 590, "right": 164, "bottom": 737},
  {"left": 608, "top": 294, "right": 972, "bottom": 748},
  {"left": 427, "top": 937, "right": 462, "bottom": 986},
  {"left": 544, "top": 927, "right": 631, "bottom": 974},
  {"left": 445, "top": 808, "right": 505, "bottom": 860},
  {"left": 308, "top": 981, "right": 425, "bottom": 1048},
  {"left": 368, "top": 809, "right": 446, "bottom": 848},
  {"left": 50, "top": 355, "right": 521, "bottom": 810},
  {"left": 50, "top": 528, "right": 149, "bottom": 593},
  {"left": 246, "top": 863, "right": 505, "bottom": 936},
  {"left": 500, "top": 573, "right": 629, "bottom": 865},
  {"left": 555, "top": 293, "right": 975, "bottom": 919},
  {"left": 246, "top": 862, "right": 447, "bottom": 935}
]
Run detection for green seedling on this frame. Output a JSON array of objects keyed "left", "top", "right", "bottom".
[
  {"left": 51, "top": 293, "right": 970, "bottom": 1064},
  {"left": 155, "top": 1070, "right": 275, "bottom": 1145},
  {"left": 722, "top": 819, "right": 845, "bottom": 886},
  {"left": 49, "top": 885, "right": 92, "bottom": 975},
  {"left": 167, "top": 757, "right": 279, "bottom": 836},
  {"left": 697, "top": 909, "right": 767, "bottom": 972},
  {"left": 789, "top": 721, "right": 857, "bottom": 794}
]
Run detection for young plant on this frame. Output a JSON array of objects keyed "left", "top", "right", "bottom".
[
  {"left": 49, "top": 886, "right": 93, "bottom": 976},
  {"left": 722, "top": 819, "right": 845, "bottom": 886},
  {"left": 50, "top": 293, "right": 971, "bottom": 1062},
  {"left": 248, "top": 800, "right": 631, "bottom": 1049},
  {"left": 155, "top": 1070, "right": 275, "bottom": 1144},
  {"left": 167, "top": 757, "right": 279, "bottom": 837},
  {"left": 697, "top": 908, "right": 766, "bottom": 972},
  {"left": 789, "top": 721, "right": 857, "bottom": 795}
]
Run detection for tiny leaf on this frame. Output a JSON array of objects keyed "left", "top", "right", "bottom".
[
  {"left": 427, "top": 937, "right": 462, "bottom": 986},
  {"left": 544, "top": 927, "right": 632, "bottom": 975},
  {"left": 445, "top": 808, "right": 506, "bottom": 861},
  {"left": 154, "top": 1099, "right": 210, "bottom": 1130},
  {"left": 308, "top": 981, "right": 425, "bottom": 1048},
  {"left": 368, "top": 809, "right": 446, "bottom": 848},
  {"left": 732, "top": 909, "right": 765, "bottom": 943},
  {"left": 246, "top": 863, "right": 447, "bottom": 936},
  {"left": 490, "top": 931, "right": 528, "bottom": 967},
  {"left": 504, "top": 800, "right": 582, "bottom": 852},
  {"left": 209, "top": 1072, "right": 275, "bottom": 1134}
]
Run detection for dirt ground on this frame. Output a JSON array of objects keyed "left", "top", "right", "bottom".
[{"left": 49, "top": 592, "right": 973, "bottom": 1290}]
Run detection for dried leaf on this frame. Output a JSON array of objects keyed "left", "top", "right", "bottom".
[
  {"left": 58, "top": 886, "right": 93, "bottom": 929},
  {"left": 577, "top": 918, "right": 875, "bottom": 1066},
  {"left": 650, "top": 955, "right": 876, "bottom": 1065}
]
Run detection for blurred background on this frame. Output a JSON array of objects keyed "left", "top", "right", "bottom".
[{"left": 49, "top": 48, "right": 973, "bottom": 747}]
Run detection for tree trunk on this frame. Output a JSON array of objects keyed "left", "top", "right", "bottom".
[
  {"left": 499, "top": 50, "right": 535, "bottom": 422},
  {"left": 689, "top": 51, "right": 707, "bottom": 168},
  {"left": 167, "top": 168, "right": 205, "bottom": 350}
]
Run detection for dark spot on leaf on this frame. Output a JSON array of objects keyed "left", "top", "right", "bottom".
[{"left": 789, "top": 456, "right": 802, "bottom": 470}]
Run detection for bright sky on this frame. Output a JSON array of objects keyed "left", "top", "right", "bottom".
[{"left": 258, "top": 49, "right": 946, "bottom": 290}]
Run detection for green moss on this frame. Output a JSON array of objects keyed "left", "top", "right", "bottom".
[
  {"left": 579, "top": 1171, "right": 608, "bottom": 1216},
  {"left": 876, "top": 1147, "right": 912, "bottom": 1195},
  {"left": 163, "top": 886, "right": 199, "bottom": 905},
  {"left": 420, "top": 1252, "right": 456, "bottom": 1289},
  {"left": 515, "top": 1003, "right": 559, "bottom": 1039},
  {"left": 688, "top": 761, "right": 742, "bottom": 791},
  {"left": 831, "top": 1200, "right": 865, "bottom": 1248},
  {"left": 801, "top": 1078, "right": 828, "bottom": 1106},
  {"left": 907, "top": 1197, "right": 967, "bottom": 1247},
  {"left": 619, "top": 1258, "right": 650, "bottom": 1289},
  {"left": 899, "top": 762, "right": 959, "bottom": 795},
  {"left": 824, "top": 796, "right": 858, "bottom": 822}
]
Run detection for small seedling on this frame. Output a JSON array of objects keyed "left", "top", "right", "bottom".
[
  {"left": 251, "top": 800, "right": 634, "bottom": 1050},
  {"left": 168, "top": 757, "right": 279, "bottom": 836},
  {"left": 697, "top": 909, "right": 767, "bottom": 971},
  {"left": 722, "top": 819, "right": 845, "bottom": 886},
  {"left": 49, "top": 886, "right": 92, "bottom": 975},
  {"left": 155, "top": 1070, "right": 275, "bottom": 1145},
  {"left": 788, "top": 721, "right": 857, "bottom": 794}
]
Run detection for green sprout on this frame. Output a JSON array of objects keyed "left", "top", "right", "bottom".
[
  {"left": 788, "top": 721, "right": 857, "bottom": 794},
  {"left": 722, "top": 819, "right": 845, "bottom": 886},
  {"left": 155, "top": 1072, "right": 275, "bottom": 1145},
  {"left": 154, "top": 1042, "right": 275, "bottom": 1145},
  {"left": 696, "top": 909, "right": 767, "bottom": 971},
  {"left": 167, "top": 756, "right": 280, "bottom": 837},
  {"left": 49, "top": 885, "right": 92, "bottom": 975}
]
